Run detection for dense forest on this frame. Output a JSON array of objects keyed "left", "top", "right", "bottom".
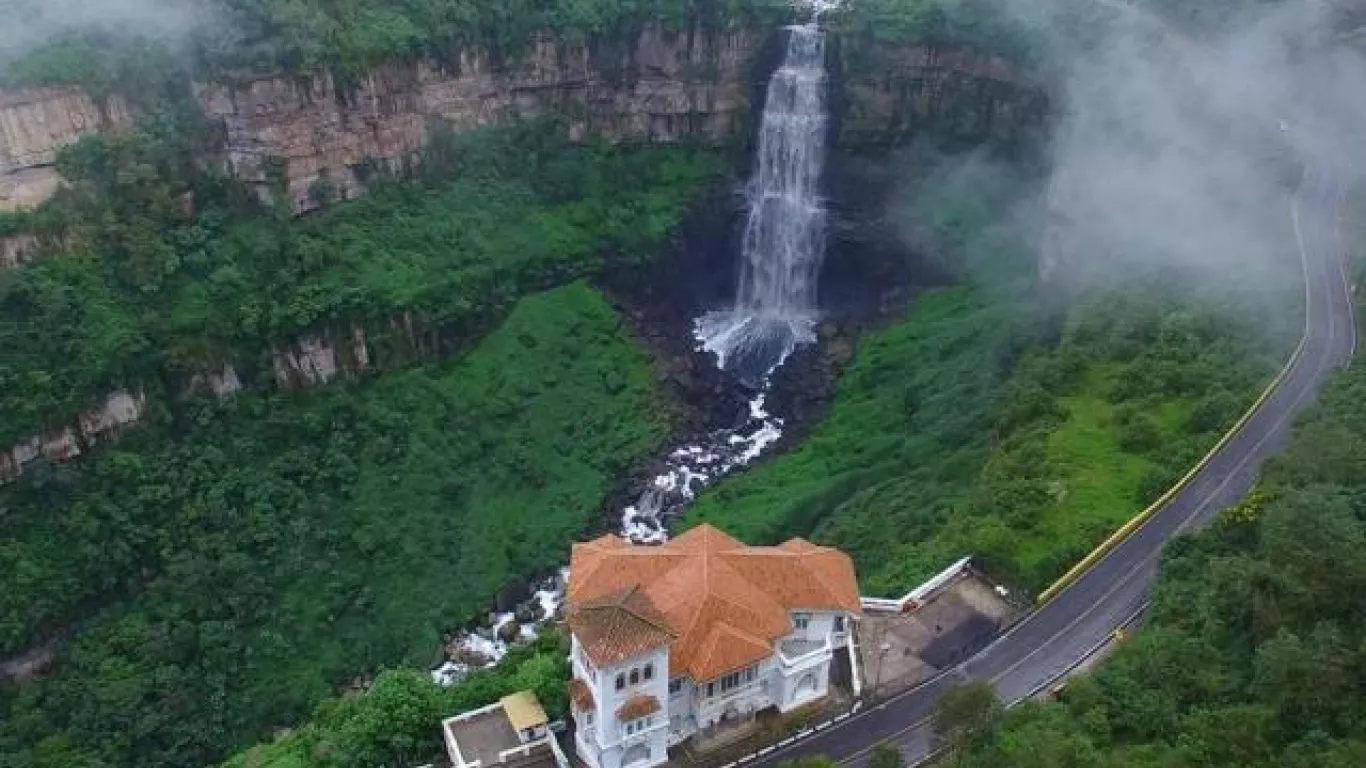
[
  {"left": 0, "top": 280, "right": 669, "bottom": 767},
  {"left": 0, "top": 45, "right": 729, "bottom": 767}
]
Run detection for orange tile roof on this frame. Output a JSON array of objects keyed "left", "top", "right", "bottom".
[
  {"left": 567, "top": 524, "right": 860, "bottom": 682},
  {"left": 569, "top": 678, "right": 594, "bottom": 712},
  {"left": 567, "top": 586, "right": 675, "bottom": 668},
  {"left": 615, "top": 694, "right": 661, "bottom": 721}
]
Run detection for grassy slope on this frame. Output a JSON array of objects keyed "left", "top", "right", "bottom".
[
  {"left": 686, "top": 287, "right": 1016, "bottom": 590},
  {"left": 0, "top": 283, "right": 667, "bottom": 768}
]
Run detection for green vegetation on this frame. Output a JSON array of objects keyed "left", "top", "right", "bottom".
[
  {"left": 946, "top": 348, "right": 1366, "bottom": 768},
  {"left": 222, "top": 633, "right": 570, "bottom": 768},
  {"left": 1, "top": 0, "right": 791, "bottom": 88},
  {"left": 934, "top": 682, "right": 1003, "bottom": 757},
  {"left": 209, "top": 0, "right": 791, "bottom": 74},
  {"left": 0, "top": 119, "right": 723, "bottom": 446},
  {"left": 0, "top": 282, "right": 666, "bottom": 768},
  {"left": 869, "top": 741, "right": 908, "bottom": 768},
  {"left": 688, "top": 157, "right": 1297, "bottom": 595},
  {"left": 829, "top": 0, "right": 1047, "bottom": 66}
]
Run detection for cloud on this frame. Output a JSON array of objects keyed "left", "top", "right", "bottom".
[
  {"left": 1026, "top": 0, "right": 1366, "bottom": 283},
  {"left": 0, "top": 0, "right": 214, "bottom": 64},
  {"left": 897, "top": 0, "right": 1366, "bottom": 293}
]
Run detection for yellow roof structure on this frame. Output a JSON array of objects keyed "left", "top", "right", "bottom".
[{"left": 500, "top": 691, "right": 548, "bottom": 732}]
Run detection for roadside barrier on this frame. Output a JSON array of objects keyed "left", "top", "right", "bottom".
[{"left": 1036, "top": 189, "right": 1316, "bottom": 606}]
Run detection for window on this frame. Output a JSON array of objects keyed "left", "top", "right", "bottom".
[
  {"left": 793, "top": 613, "right": 811, "bottom": 631},
  {"left": 643, "top": 663, "right": 654, "bottom": 681},
  {"left": 833, "top": 615, "right": 845, "bottom": 632},
  {"left": 629, "top": 668, "right": 640, "bottom": 686},
  {"left": 585, "top": 711, "right": 594, "bottom": 727},
  {"left": 615, "top": 673, "right": 625, "bottom": 691},
  {"left": 668, "top": 678, "right": 683, "bottom": 695},
  {"left": 716, "top": 664, "right": 757, "bottom": 695},
  {"left": 624, "top": 716, "right": 653, "bottom": 736}
]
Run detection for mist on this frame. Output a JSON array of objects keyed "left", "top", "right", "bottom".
[
  {"left": 0, "top": 0, "right": 213, "bottom": 67},
  {"left": 925, "top": 0, "right": 1366, "bottom": 290}
]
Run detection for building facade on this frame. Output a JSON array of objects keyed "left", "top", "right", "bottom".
[{"left": 566, "top": 525, "right": 861, "bottom": 768}]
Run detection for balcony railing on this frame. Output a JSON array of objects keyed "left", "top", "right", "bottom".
[{"left": 777, "top": 635, "right": 831, "bottom": 667}]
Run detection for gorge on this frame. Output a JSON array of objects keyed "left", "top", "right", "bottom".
[{"left": 3, "top": 2, "right": 1340, "bottom": 768}]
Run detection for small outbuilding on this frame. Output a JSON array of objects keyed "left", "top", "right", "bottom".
[{"left": 442, "top": 691, "right": 565, "bottom": 768}]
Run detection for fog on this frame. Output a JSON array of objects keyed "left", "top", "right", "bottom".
[
  {"left": 0, "top": 0, "right": 213, "bottom": 65},
  {"left": 932, "top": 0, "right": 1366, "bottom": 287}
]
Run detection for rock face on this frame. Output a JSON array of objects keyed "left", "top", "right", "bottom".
[
  {"left": 837, "top": 45, "right": 1047, "bottom": 150},
  {"left": 0, "top": 88, "right": 133, "bottom": 211},
  {"left": 196, "top": 24, "right": 759, "bottom": 213},
  {"left": 0, "top": 29, "right": 1045, "bottom": 218},
  {"left": 0, "top": 389, "right": 147, "bottom": 485},
  {"left": 0, "top": 234, "right": 38, "bottom": 267}
]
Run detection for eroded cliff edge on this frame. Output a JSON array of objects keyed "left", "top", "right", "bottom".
[{"left": 0, "top": 23, "right": 1043, "bottom": 219}]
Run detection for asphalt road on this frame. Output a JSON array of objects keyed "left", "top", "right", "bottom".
[{"left": 751, "top": 167, "right": 1356, "bottom": 768}]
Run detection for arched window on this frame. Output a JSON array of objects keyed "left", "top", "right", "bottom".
[
  {"left": 615, "top": 673, "right": 626, "bottom": 691},
  {"left": 643, "top": 663, "right": 654, "bottom": 681},
  {"left": 629, "top": 668, "right": 640, "bottom": 685}
]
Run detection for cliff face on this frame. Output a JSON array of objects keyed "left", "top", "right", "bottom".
[
  {"left": 837, "top": 45, "right": 1048, "bottom": 150},
  {"left": 197, "top": 24, "right": 758, "bottom": 212},
  {"left": 0, "top": 28, "right": 1046, "bottom": 217},
  {"left": 0, "top": 88, "right": 133, "bottom": 212}
]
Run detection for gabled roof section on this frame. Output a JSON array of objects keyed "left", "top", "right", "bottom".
[
  {"left": 615, "top": 694, "right": 661, "bottom": 721},
  {"left": 569, "top": 678, "right": 594, "bottom": 712},
  {"left": 567, "top": 585, "right": 674, "bottom": 668},
  {"left": 566, "top": 524, "right": 861, "bottom": 682},
  {"left": 690, "top": 622, "right": 776, "bottom": 682}
]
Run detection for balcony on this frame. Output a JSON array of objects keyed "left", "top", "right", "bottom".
[{"left": 777, "top": 635, "right": 831, "bottom": 670}]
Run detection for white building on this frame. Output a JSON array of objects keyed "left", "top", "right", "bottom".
[{"left": 565, "top": 525, "right": 861, "bottom": 768}]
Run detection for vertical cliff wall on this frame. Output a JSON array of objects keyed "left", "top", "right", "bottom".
[
  {"left": 196, "top": 24, "right": 760, "bottom": 212},
  {"left": 0, "top": 88, "right": 133, "bottom": 212},
  {"left": 835, "top": 45, "right": 1048, "bottom": 151}
]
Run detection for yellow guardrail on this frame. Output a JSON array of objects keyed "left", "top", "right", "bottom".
[{"left": 1035, "top": 192, "right": 1315, "bottom": 606}]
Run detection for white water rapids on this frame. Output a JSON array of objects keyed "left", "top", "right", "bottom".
[{"left": 433, "top": 13, "right": 832, "bottom": 686}]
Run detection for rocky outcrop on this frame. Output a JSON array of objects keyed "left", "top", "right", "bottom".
[
  {"left": 1, "top": 234, "right": 37, "bottom": 267},
  {"left": 196, "top": 24, "right": 759, "bottom": 212},
  {"left": 0, "top": 88, "right": 133, "bottom": 212},
  {"left": 0, "top": 389, "right": 146, "bottom": 485}
]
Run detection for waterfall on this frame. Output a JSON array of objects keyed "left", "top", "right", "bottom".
[
  {"left": 612, "top": 14, "right": 833, "bottom": 543},
  {"left": 698, "top": 19, "right": 830, "bottom": 382},
  {"left": 434, "top": 8, "right": 838, "bottom": 684}
]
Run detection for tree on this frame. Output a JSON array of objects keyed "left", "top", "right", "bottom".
[
  {"left": 934, "top": 682, "right": 1002, "bottom": 755},
  {"left": 869, "top": 740, "right": 906, "bottom": 768}
]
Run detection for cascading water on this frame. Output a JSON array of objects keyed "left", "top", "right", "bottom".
[
  {"left": 618, "top": 14, "right": 834, "bottom": 542},
  {"left": 698, "top": 19, "right": 830, "bottom": 382},
  {"left": 433, "top": 6, "right": 837, "bottom": 685}
]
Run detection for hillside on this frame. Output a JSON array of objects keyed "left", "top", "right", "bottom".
[{"left": 0, "top": 1, "right": 1349, "bottom": 767}]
